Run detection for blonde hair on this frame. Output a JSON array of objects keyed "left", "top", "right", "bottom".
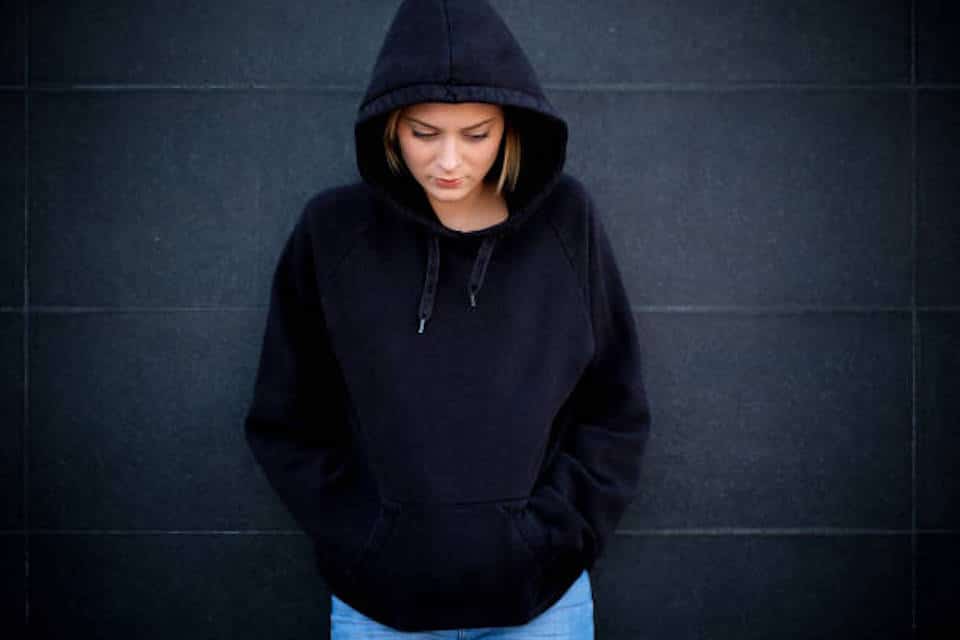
[{"left": 383, "top": 106, "right": 521, "bottom": 195}]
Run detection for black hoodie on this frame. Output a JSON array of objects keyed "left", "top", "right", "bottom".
[{"left": 244, "top": 0, "right": 651, "bottom": 631}]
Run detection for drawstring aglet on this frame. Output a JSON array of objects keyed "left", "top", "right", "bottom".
[
  {"left": 469, "top": 292, "right": 477, "bottom": 308},
  {"left": 418, "top": 317, "right": 426, "bottom": 334}
]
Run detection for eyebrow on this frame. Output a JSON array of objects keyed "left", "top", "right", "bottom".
[{"left": 402, "top": 116, "right": 497, "bottom": 131}]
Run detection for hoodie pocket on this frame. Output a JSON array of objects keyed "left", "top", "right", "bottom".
[
  {"left": 346, "top": 500, "right": 402, "bottom": 583},
  {"left": 348, "top": 497, "right": 547, "bottom": 616}
]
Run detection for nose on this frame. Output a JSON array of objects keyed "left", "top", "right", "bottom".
[{"left": 437, "top": 136, "right": 461, "bottom": 172}]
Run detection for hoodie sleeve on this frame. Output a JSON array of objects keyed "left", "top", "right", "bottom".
[
  {"left": 528, "top": 188, "right": 652, "bottom": 570},
  {"left": 244, "top": 209, "right": 376, "bottom": 544}
]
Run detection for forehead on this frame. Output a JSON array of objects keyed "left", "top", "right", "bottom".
[{"left": 401, "top": 102, "right": 503, "bottom": 125}]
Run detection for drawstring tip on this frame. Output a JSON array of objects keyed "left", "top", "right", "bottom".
[
  {"left": 418, "top": 317, "right": 426, "bottom": 334},
  {"left": 469, "top": 292, "right": 477, "bottom": 308}
]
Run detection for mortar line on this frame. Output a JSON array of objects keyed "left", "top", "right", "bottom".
[
  {"left": 909, "top": 0, "right": 919, "bottom": 635},
  {"left": 22, "top": 0, "right": 30, "bottom": 628}
]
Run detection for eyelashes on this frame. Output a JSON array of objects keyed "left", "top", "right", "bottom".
[{"left": 412, "top": 131, "right": 489, "bottom": 140}]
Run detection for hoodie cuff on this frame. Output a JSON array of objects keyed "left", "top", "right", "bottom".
[{"left": 520, "top": 479, "right": 594, "bottom": 566}]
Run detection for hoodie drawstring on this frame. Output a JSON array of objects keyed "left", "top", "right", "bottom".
[
  {"left": 417, "top": 234, "right": 498, "bottom": 334},
  {"left": 468, "top": 236, "right": 497, "bottom": 308},
  {"left": 417, "top": 236, "right": 440, "bottom": 334}
]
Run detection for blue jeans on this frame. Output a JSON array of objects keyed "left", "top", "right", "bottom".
[{"left": 330, "top": 568, "right": 594, "bottom": 639}]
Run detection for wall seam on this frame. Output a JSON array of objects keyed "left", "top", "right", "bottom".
[
  {"left": 22, "top": 0, "right": 30, "bottom": 629},
  {"left": 14, "top": 82, "right": 958, "bottom": 92},
  {"left": 909, "top": 0, "right": 919, "bottom": 637},
  {"left": 5, "top": 304, "right": 960, "bottom": 315}
]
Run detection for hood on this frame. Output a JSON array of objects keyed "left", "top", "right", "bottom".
[{"left": 354, "top": 0, "right": 569, "bottom": 334}]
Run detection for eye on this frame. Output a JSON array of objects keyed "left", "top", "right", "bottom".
[{"left": 410, "top": 130, "right": 489, "bottom": 140}]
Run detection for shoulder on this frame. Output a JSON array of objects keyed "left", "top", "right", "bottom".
[
  {"left": 543, "top": 172, "right": 602, "bottom": 243},
  {"left": 294, "top": 181, "right": 378, "bottom": 282},
  {"left": 548, "top": 173, "right": 593, "bottom": 214},
  {"left": 299, "top": 181, "right": 376, "bottom": 234},
  {"left": 541, "top": 172, "right": 596, "bottom": 302},
  {"left": 544, "top": 171, "right": 594, "bottom": 252},
  {"left": 556, "top": 172, "right": 590, "bottom": 201}
]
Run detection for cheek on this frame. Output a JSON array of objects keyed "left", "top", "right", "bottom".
[
  {"left": 398, "top": 139, "right": 426, "bottom": 166},
  {"left": 479, "top": 141, "right": 502, "bottom": 165}
]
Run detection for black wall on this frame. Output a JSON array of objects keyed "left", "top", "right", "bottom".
[{"left": 2, "top": 1, "right": 958, "bottom": 638}]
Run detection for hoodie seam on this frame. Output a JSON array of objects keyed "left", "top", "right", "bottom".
[
  {"left": 582, "top": 187, "right": 600, "bottom": 370},
  {"left": 358, "top": 83, "right": 548, "bottom": 116},
  {"left": 442, "top": 0, "right": 454, "bottom": 83},
  {"left": 301, "top": 208, "right": 386, "bottom": 487},
  {"left": 306, "top": 207, "right": 378, "bottom": 303},
  {"left": 545, "top": 195, "right": 594, "bottom": 352}
]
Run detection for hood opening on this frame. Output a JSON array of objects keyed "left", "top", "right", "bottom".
[
  {"left": 355, "top": 102, "right": 567, "bottom": 238},
  {"left": 351, "top": 0, "right": 570, "bottom": 333}
]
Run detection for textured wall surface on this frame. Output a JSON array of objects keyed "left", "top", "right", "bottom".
[{"left": 2, "top": 1, "right": 958, "bottom": 638}]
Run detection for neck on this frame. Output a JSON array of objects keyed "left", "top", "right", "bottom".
[{"left": 428, "top": 182, "right": 507, "bottom": 231}]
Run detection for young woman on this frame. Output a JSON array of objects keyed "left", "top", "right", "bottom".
[{"left": 244, "top": 1, "right": 651, "bottom": 638}]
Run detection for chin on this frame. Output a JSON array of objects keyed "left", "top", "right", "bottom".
[
  {"left": 427, "top": 183, "right": 469, "bottom": 198},
  {"left": 431, "top": 193, "right": 465, "bottom": 205}
]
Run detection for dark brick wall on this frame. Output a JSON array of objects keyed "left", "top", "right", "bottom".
[{"left": 2, "top": 1, "right": 957, "bottom": 638}]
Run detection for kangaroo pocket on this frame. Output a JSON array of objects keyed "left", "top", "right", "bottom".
[{"left": 347, "top": 497, "right": 548, "bottom": 617}]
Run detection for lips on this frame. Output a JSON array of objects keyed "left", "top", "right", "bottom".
[{"left": 435, "top": 177, "right": 463, "bottom": 187}]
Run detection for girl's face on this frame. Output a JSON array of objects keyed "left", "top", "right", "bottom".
[{"left": 396, "top": 102, "right": 505, "bottom": 207}]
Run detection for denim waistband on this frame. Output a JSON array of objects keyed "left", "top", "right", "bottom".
[{"left": 552, "top": 569, "right": 592, "bottom": 608}]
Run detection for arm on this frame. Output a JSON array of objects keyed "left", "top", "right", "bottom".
[
  {"left": 244, "top": 208, "right": 376, "bottom": 544},
  {"left": 529, "top": 189, "right": 652, "bottom": 569}
]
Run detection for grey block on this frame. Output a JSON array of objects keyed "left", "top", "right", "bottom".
[
  {"left": 626, "top": 312, "right": 912, "bottom": 529},
  {"left": 593, "top": 533, "right": 911, "bottom": 640},
  {"left": 28, "top": 311, "right": 270, "bottom": 530},
  {"left": 0, "top": 0, "right": 24, "bottom": 85},
  {"left": 0, "top": 313, "right": 23, "bottom": 529},
  {"left": 0, "top": 536, "right": 25, "bottom": 639},
  {"left": 918, "top": 92, "right": 960, "bottom": 306},
  {"left": 918, "top": 533, "right": 960, "bottom": 638},
  {"left": 918, "top": 312, "right": 960, "bottom": 529},
  {"left": 492, "top": 0, "right": 909, "bottom": 84},
  {"left": 29, "top": 91, "right": 360, "bottom": 307},
  {"left": 918, "top": 0, "right": 960, "bottom": 83},
  {"left": 29, "top": 533, "right": 327, "bottom": 638},
  {"left": 1, "top": 95, "right": 24, "bottom": 307},
  {"left": 28, "top": 0, "right": 397, "bottom": 86},
  {"left": 552, "top": 89, "right": 912, "bottom": 307}
]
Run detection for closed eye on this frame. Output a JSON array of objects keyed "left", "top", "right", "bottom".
[{"left": 412, "top": 131, "right": 489, "bottom": 141}]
